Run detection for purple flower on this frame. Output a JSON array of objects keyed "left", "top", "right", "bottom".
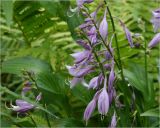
[
  {"left": 88, "top": 76, "right": 99, "bottom": 89},
  {"left": 151, "top": 8, "right": 160, "bottom": 32},
  {"left": 70, "top": 50, "right": 91, "bottom": 64},
  {"left": 120, "top": 20, "right": 134, "bottom": 48},
  {"left": 76, "top": 40, "right": 91, "bottom": 50},
  {"left": 76, "top": 0, "right": 93, "bottom": 8},
  {"left": 110, "top": 112, "right": 117, "bottom": 128},
  {"left": 66, "top": 64, "right": 94, "bottom": 78},
  {"left": 10, "top": 100, "right": 35, "bottom": 113},
  {"left": 70, "top": 77, "right": 83, "bottom": 88},
  {"left": 99, "top": 9, "right": 108, "bottom": 41},
  {"left": 83, "top": 99, "right": 96, "bottom": 122},
  {"left": 88, "top": 26, "right": 97, "bottom": 44},
  {"left": 148, "top": 33, "right": 160, "bottom": 48},
  {"left": 88, "top": 74, "right": 103, "bottom": 89},
  {"left": 98, "top": 88, "right": 109, "bottom": 115},
  {"left": 98, "top": 77, "right": 109, "bottom": 115}
]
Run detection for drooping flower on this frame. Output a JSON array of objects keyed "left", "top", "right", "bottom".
[
  {"left": 66, "top": 64, "right": 94, "bottom": 78},
  {"left": 83, "top": 99, "right": 96, "bottom": 122},
  {"left": 70, "top": 50, "right": 91, "bottom": 64},
  {"left": 120, "top": 20, "right": 134, "bottom": 48},
  {"left": 88, "top": 26, "right": 97, "bottom": 44},
  {"left": 10, "top": 100, "right": 35, "bottom": 113},
  {"left": 148, "top": 33, "right": 160, "bottom": 48},
  {"left": 76, "top": 40, "right": 91, "bottom": 50},
  {"left": 98, "top": 77, "right": 109, "bottom": 115},
  {"left": 99, "top": 9, "right": 108, "bottom": 41},
  {"left": 70, "top": 77, "right": 83, "bottom": 88},
  {"left": 88, "top": 74, "right": 103, "bottom": 89},
  {"left": 108, "top": 61, "right": 115, "bottom": 91},
  {"left": 109, "top": 112, "right": 117, "bottom": 128},
  {"left": 151, "top": 8, "right": 160, "bottom": 32}
]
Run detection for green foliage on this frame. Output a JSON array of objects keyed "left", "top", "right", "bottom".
[{"left": 1, "top": 0, "right": 159, "bottom": 127}]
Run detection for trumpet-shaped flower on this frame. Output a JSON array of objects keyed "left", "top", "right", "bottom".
[
  {"left": 151, "top": 8, "right": 160, "bottom": 32},
  {"left": 148, "top": 33, "right": 160, "bottom": 48}
]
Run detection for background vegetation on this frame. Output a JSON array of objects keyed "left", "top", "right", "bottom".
[{"left": 1, "top": 0, "right": 159, "bottom": 127}]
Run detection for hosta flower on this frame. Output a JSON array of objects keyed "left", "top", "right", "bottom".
[
  {"left": 83, "top": 99, "right": 96, "bottom": 122},
  {"left": 98, "top": 77, "right": 109, "bottom": 115},
  {"left": 110, "top": 112, "right": 117, "bottom": 128},
  {"left": 108, "top": 61, "right": 115, "bottom": 91},
  {"left": 76, "top": 40, "right": 91, "bottom": 50},
  {"left": 99, "top": 9, "right": 108, "bottom": 41},
  {"left": 88, "top": 26, "right": 97, "bottom": 44},
  {"left": 88, "top": 74, "right": 103, "bottom": 89},
  {"left": 120, "top": 20, "right": 134, "bottom": 48},
  {"left": 76, "top": 0, "right": 93, "bottom": 7},
  {"left": 70, "top": 77, "right": 84, "bottom": 88},
  {"left": 9, "top": 93, "right": 41, "bottom": 113},
  {"left": 66, "top": 64, "right": 94, "bottom": 78},
  {"left": 148, "top": 33, "right": 160, "bottom": 48},
  {"left": 151, "top": 8, "right": 160, "bottom": 32},
  {"left": 98, "top": 88, "right": 109, "bottom": 115},
  {"left": 10, "top": 100, "right": 35, "bottom": 113},
  {"left": 70, "top": 50, "right": 91, "bottom": 64}
]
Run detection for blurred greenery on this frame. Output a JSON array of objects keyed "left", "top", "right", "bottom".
[{"left": 1, "top": 0, "right": 159, "bottom": 127}]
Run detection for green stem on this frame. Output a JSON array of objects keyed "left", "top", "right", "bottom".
[
  {"left": 27, "top": 72, "right": 51, "bottom": 128},
  {"left": 106, "top": 6, "right": 125, "bottom": 83},
  {"left": 83, "top": 7, "right": 120, "bottom": 69},
  {"left": 28, "top": 114, "right": 37, "bottom": 127},
  {"left": 144, "top": 41, "right": 148, "bottom": 87}
]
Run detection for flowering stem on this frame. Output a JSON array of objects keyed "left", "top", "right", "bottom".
[
  {"left": 27, "top": 72, "right": 51, "bottom": 128},
  {"left": 106, "top": 6, "right": 125, "bottom": 83},
  {"left": 81, "top": 31, "right": 106, "bottom": 77},
  {"left": 83, "top": 8, "right": 120, "bottom": 69}
]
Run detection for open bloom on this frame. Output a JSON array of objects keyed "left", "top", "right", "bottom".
[
  {"left": 148, "top": 33, "right": 160, "bottom": 48},
  {"left": 9, "top": 93, "right": 42, "bottom": 113},
  {"left": 99, "top": 9, "right": 108, "bottom": 41},
  {"left": 151, "top": 8, "right": 160, "bottom": 32},
  {"left": 66, "top": 64, "right": 94, "bottom": 78},
  {"left": 70, "top": 50, "right": 91, "bottom": 64}
]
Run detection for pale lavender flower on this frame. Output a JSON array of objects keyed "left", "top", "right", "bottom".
[
  {"left": 70, "top": 77, "right": 83, "bottom": 88},
  {"left": 151, "top": 8, "right": 160, "bottom": 32},
  {"left": 83, "top": 99, "right": 96, "bottom": 122},
  {"left": 76, "top": 40, "right": 91, "bottom": 50},
  {"left": 98, "top": 88, "right": 109, "bottom": 115},
  {"left": 99, "top": 9, "right": 108, "bottom": 41},
  {"left": 70, "top": 50, "right": 91, "bottom": 64},
  {"left": 88, "top": 76, "right": 99, "bottom": 89},
  {"left": 148, "top": 33, "right": 160, "bottom": 48},
  {"left": 66, "top": 64, "right": 94, "bottom": 78},
  {"left": 120, "top": 20, "right": 134, "bottom": 48},
  {"left": 110, "top": 112, "right": 117, "bottom": 128},
  {"left": 88, "top": 74, "right": 103, "bottom": 89},
  {"left": 98, "top": 77, "right": 109, "bottom": 115},
  {"left": 10, "top": 100, "right": 35, "bottom": 113},
  {"left": 88, "top": 26, "right": 97, "bottom": 44}
]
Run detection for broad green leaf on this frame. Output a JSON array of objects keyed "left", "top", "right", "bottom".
[{"left": 140, "top": 108, "right": 160, "bottom": 117}]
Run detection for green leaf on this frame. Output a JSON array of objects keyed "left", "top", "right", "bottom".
[
  {"left": 1, "top": 56, "right": 52, "bottom": 75},
  {"left": 140, "top": 108, "right": 160, "bottom": 117},
  {"left": 1, "top": 0, "right": 13, "bottom": 26}
]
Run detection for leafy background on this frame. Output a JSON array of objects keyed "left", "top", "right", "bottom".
[{"left": 1, "top": 0, "right": 159, "bottom": 127}]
